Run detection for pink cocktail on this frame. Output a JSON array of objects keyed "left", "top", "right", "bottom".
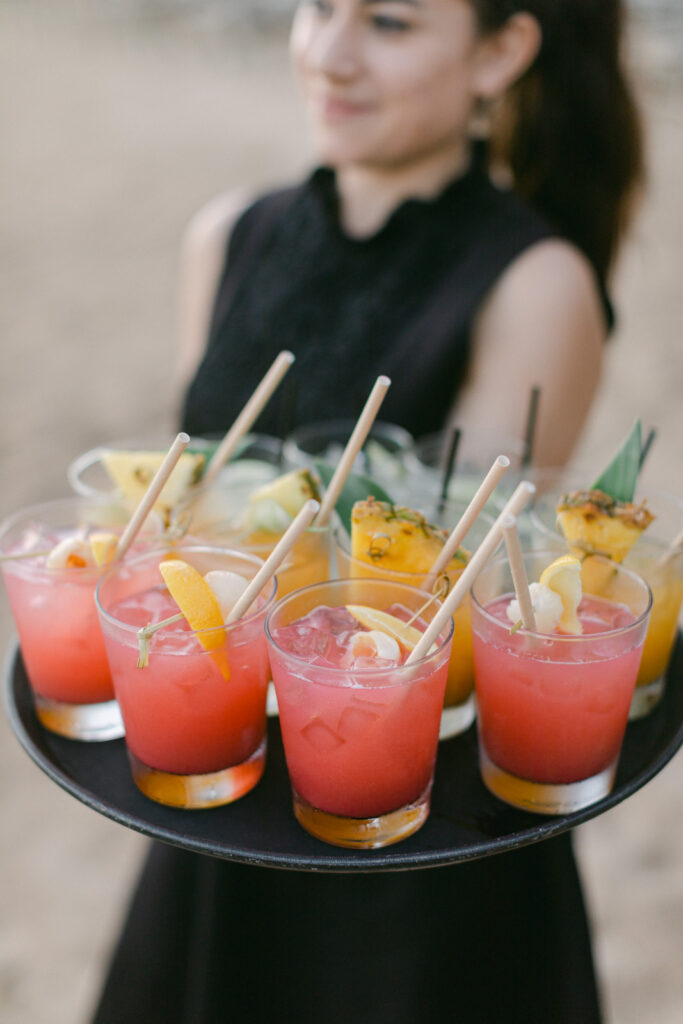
[
  {"left": 0, "top": 496, "right": 162, "bottom": 740},
  {"left": 266, "top": 579, "right": 453, "bottom": 848},
  {"left": 471, "top": 552, "right": 652, "bottom": 814},
  {"left": 96, "top": 546, "right": 276, "bottom": 808}
]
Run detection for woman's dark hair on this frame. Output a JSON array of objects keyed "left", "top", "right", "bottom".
[{"left": 472, "top": 0, "right": 644, "bottom": 280}]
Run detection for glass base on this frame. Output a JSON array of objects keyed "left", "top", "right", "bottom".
[
  {"left": 479, "top": 745, "right": 617, "bottom": 815},
  {"left": 128, "top": 736, "right": 266, "bottom": 809},
  {"left": 439, "top": 693, "right": 476, "bottom": 740},
  {"left": 34, "top": 694, "right": 124, "bottom": 741},
  {"left": 629, "top": 676, "right": 665, "bottom": 720},
  {"left": 292, "top": 785, "right": 431, "bottom": 849}
]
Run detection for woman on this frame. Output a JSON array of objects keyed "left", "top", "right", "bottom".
[
  {"left": 179, "top": 0, "right": 640, "bottom": 465},
  {"left": 94, "top": 2, "right": 643, "bottom": 1021}
]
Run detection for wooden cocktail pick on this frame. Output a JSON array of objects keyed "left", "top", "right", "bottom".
[{"left": 406, "top": 481, "right": 536, "bottom": 664}]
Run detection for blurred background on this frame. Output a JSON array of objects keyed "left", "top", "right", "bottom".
[{"left": 1, "top": 1, "right": 681, "bottom": 1021}]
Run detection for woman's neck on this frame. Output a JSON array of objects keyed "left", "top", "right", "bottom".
[{"left": 334, "top": 142, "right": 472, "bottom": 239}]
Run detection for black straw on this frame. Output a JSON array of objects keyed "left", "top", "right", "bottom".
[
  {"left": 638, "top": 427, "right": 657, "bottom": 470},
  {"left": 522, "top": 385, "right": 541, "bottom": 468},
  {"left": 436, "top": 426, "right": 462, "bottom": 517}
]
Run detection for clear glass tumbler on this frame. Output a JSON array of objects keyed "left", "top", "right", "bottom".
[
  {"left": 528, "top": 479, "right": 683, "bottom": 718},
  {"left": 282, "top": 419, "right": 415, "bottom": 501},
  {"left": 334, "top": 499, "right": 496, "bottom": 738},
  {"left": 0, "top": 496, "right": 163, "bottom": 740},
  {"left": 471, "top": 552, "right": 652, "bottom": 814},
  {"left": 96, "top": 545, "right": 276, "bottom": 808},
  {"left": 266, "top": 578, "right": 453, "bottom": 848}
]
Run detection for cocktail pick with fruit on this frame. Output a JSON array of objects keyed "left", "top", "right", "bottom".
[
  {"left": 203, "top": 350, "right": 295, "bottom": 484},
  {"left": 114, "top": 432, "right": 190, "bottom": 561},
  {"left": 136, "top": 499, "right": 320, "bottom": 670},
  {"left": 315, "top": 376, "right": 392, "bottom": 527},
  {"left": 423, "top": 454, "right": 510, "bottom": 590},
  {"left": 556, "top": 419, "right": 654, "bottom": 562},
  {"left": 406, "top": 481, "right": 536, "bottom": 664}
]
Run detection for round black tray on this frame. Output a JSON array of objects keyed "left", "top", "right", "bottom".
[{"left": 4, "top": 637, "right": 683, "bottom": 872}]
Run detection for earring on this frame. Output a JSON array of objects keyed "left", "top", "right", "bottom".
[{"left": 468, "top": 96, "right": 493, "bottom": 141}]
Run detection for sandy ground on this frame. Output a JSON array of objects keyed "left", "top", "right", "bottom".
[{"left": 1, "top": 3, "right": 682, "bottom": 1022}]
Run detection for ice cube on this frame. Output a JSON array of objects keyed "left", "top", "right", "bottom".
[
  {"left": 337, "top": 705, "right": 380, "bottom": 741},
  {"left": 301, "top": 717, "right": 346, "bottom": 753}
]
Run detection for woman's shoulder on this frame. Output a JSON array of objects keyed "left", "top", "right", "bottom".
[
  {"left": 489, "top": 237, "right": 609, "bottom": 325},
  {"left": 467, "top": 164, "right": 614, "bottom": 331},
  {"left": 175, "top": 181, "right": 308, "bottom": 391},
  {"left": 455, "top": 235, "right": 607, "bottom": 465},
  {"left": 181, "top": 180, "right": 307, "bottom": 268}
]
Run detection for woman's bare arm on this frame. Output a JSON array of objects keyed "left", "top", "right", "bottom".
[
  {"left": 174, "top": 188, "right": 252, "bottom": 396},
  {"left": 451, "top": 239, "right": 606, "bottom": 468}
]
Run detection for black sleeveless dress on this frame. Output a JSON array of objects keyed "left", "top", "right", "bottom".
[
  {"left": 182, "top": 163, "right": 579, "bottom": 438},
  {"left": 94, "top": 166, "right": 604, "bottom": 1024}
]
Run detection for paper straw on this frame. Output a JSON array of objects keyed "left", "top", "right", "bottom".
[
  {"left": 406, "top": 481, "right": 536, "bottom": 664},
  {"left": 501, "top": 515, "right": 537, "bottom": 631},
  {"left": 203, "top": 350, "right": 295, "bottom": 483},
  {"left": 315, "top": 375, "right": 391, "bottom": 526},
  {"left": 226, "top": 499, "right": 320, "bottom": 623},
  {"left": 114, "top": 432, "right": 190, "bottom": 561},
  {"left": 424, "top": 454, "right": 510, "bottom": 589}
]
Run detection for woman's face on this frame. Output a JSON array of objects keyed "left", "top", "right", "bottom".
[{"left": 290, "top": 0, "right": 488, "bottom": 170}]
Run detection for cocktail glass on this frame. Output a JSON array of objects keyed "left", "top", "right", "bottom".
[
  {"left": 169, "top": 433, "right": 286, "bottom": 536},
  {"left": 529, "top": 478, "right": 683, "bottom": 718},
  {"left": 622, "top": 540, "right": 683, "bottom": 717},
  {"left": 334, "top": 500, "right": 495, "bottom": 738},
  {"left": 266, "top": 578, "right": 453, "bottom": 848},
  {"left": 95, "top": 545, "right": 276, "bottom": 808},
  {"left": 405, "top": 428, "right": 527, "bottom": 508},
  {"left": 282, "top": 419, "right": 415, "bottom": 500},
  {"left": 68, "top": 433, "right": 282, "bottom": 527},
  {"left": 185, "top": 516, "right": 334, "bottom": 600},
  {"left": 181, "top": 482, "right": 334, "bottom": 599},
  {"left": 0, "top": 496, "right": 163, "bottom": 740},
  {"left": 471, "top": 551, "right": 652, "bottom": 814}
]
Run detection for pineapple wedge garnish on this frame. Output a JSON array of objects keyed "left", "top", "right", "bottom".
[
  {"left": 101, "top": 449, "right": 205, "bottom": 521},
  {"left": 243, "top": 469, "right": 322, "bottom": 534},
  {"left": 556, "top": 488, "right": 654, "bottom": 563},
  {"left": 351, "top": 498, "right": 468, "bottom": 575}
]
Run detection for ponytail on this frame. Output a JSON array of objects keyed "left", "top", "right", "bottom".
[{"left": 474, "top": 0, "right": 644, "bottom": 281}]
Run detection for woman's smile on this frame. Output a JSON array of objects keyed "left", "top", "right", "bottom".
[
  {"left": 316, "top": 93, "right": 374, "bottom": 120},
  {"left": 290, "top": 0, "right": 483, "bottom": 172}
]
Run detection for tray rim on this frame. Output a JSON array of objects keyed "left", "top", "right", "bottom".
[{"left": 4, "top": 638, "right": 683, "bottom": 873}]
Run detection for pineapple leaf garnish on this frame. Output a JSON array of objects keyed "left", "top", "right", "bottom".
[
  {"left": 590, "top": 420, "right": 643, "bottom": 504},
  {"left": 187, "top": 443, "right": 216, "bottom": 480},
  {"left": 314, "top": 461, "right": 394, "bottom": 532}
]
